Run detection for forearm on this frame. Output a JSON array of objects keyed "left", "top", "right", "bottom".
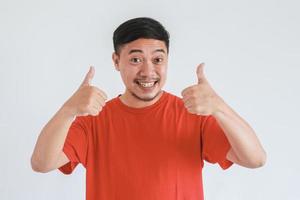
[
  {"left": 31, "top": 105, "right": 75, "bottom": 171},
  {"left": 212, "top": 97, "right": 266, "bottom": 167}
]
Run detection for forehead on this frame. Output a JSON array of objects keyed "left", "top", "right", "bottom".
[{"left": 120, "top": 38, "right": 167, "bottom": 55}]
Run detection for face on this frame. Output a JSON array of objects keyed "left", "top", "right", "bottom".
[{"left": 112, "top": 38, "right": 168, "bottom": 106}]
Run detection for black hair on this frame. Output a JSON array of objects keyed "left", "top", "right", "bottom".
[{"left": 113, "top": 17, "right": 170, "bottom": 55}]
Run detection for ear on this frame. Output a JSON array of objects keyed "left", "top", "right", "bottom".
[{"left": 112, "top": 52, "right": 120, "bottom": 71}]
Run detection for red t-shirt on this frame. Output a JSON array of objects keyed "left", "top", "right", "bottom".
[{"left": 58, "top": 91, "right": 233, "bottom": 200}]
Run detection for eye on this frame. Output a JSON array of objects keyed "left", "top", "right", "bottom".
[
  {"left": 153, "top": 57, "right": 163, "bottom": 64},
  {"left": 130, "top": 57, "right": 142, "bottom": 64}
]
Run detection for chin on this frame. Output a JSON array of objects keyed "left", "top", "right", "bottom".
[{"left": 131, "top": 89, "right": 162, "bottom": 102}]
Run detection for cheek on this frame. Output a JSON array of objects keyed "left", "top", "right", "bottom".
[
  {"left": 158, "top": 66, "right": 168, "bottom": 78},
  {"left": 120, "top": 68, "right": 137, "bottom": 83}
]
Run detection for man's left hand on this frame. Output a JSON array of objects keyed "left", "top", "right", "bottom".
[{"left": 181, "top": 63, "right": 223, "bottom": 116}]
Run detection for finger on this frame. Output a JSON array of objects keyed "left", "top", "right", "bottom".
[
  {"left": 197, "top": 63, "right": 206, "bottom": 84},
  {"left": 183, "top": 98, "right": 193, "bottom": 108},
  {"left": 182, "top": 94, "right": 194, "bottom": 103},
  {"left": 188, "top": 105, "right": 203, "bottom": 115},
  {"left": 90, "top": 108, "right": 99, "bottom": 116},
  {"left": 93, "top": 94, "right": 106, "bottom": 107},
  {"left": 89, "top": 99, "right": 101, "bottom": 111},
  {"left": 181, "top": 86, "right": 194, "bottom": 97},
  {"left": 91, "top": 104, "right": 101, "bottom": 113},
  {"left": 186, "top": 106, "right": 197, "bottom": 114},
  {"left": 99, "top": 90, "right": 108, "bottom": 100},
  {"left": 81, "top": 66, "right": 95, "bottom": 87},
  {"left": 82, "top": 112, "right": 89, "bottom": 116},
  {"left": 89, "top": 86, "right": 107, "bottom": 100},
  {"left": 94, "top": 87, "right": 108, "bottom": 100},
  {"left": 88, "top": 103, "right": 102, "bottom": 116}
]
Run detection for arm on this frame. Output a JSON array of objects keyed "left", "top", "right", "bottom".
[
  {"left": 31, "top": 66, "right": 107, "bottom": 173},
  {"left": 30, "top": 107, "right": 75, "bottom": 173},
  {"left": 212, "top": 98, "right": 266, "bottom": 168},
  {"left": 182, "top": 63, "right": 266, "bottom": 168}
]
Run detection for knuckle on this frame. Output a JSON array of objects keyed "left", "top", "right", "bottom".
[
  {"left": 87, "top": 96, "right": 94, "bottom": 105},
  {"left": 195, "top": 106, "right": 202, "bottom": 112},
  {"left": 85, "top": 104, "right": 92, "bottom": 112},
  {"left": 190, "top": 94, "right": 197, "bottom": 100}
]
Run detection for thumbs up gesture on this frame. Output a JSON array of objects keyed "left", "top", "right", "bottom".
[
  {"left": 63, "top": 66, "right": 108, "bottom": 117},
  {"left": 181, "top": 63, "right": 223, "bottom": 116}
]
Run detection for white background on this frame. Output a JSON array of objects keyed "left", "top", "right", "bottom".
[{"left": 0, "top": 0, "right": 299, "bottom": 199}]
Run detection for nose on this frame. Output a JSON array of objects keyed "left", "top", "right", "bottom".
[{"left": 139, "top": 60, "right": 155, "bottom": 77}]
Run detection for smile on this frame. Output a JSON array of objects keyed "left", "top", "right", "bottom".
[{"left": 135, "top": 80, "right": 159, "bottom": 88}]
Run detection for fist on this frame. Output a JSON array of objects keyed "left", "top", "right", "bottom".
[
  {"left": 63, "top": 66, "right": 108, "bottom": 116},
  {"left": 181, "top": 63, "right": 222, "bottom": 116}
]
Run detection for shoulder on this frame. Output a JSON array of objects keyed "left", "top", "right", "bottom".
[
  {"left": 164, "top": 91, "right": 206, "bottom": 121},
  {"left": 164, "top": 91, "right": 185, "bottom": 108}
]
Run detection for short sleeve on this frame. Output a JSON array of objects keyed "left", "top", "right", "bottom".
[
  {"left": 58, "top": 116, "right": 90, "bottom": 174},
  {"left": 201, "top": 115, "right": 233, "bottom": 170}
]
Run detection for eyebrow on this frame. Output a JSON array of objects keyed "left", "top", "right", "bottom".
[{"left": 128, "top": 49, "right": 166, "bottom": 55}]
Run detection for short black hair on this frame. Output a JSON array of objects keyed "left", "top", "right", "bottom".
[{"left": 113, "top": 17, "right": 170, "bottom": 55}]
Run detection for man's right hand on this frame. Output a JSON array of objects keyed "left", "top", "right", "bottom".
[
  {"left": 63, "top": 66, "right": 108, "bottom": 117},
  {"left": 31, "top": 66, "right": 107, "bottom": 173}
]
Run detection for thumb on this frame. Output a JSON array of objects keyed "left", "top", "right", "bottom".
[
  {"left": 196, "top": 63, "right": 206, "bottom": 84},
  {"left": 81, "top": 66, "right": 95, "bottom": 87}
]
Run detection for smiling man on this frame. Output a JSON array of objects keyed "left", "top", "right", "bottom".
[{"left": 31, "top": 17, "right": 266, "bottom": 200}]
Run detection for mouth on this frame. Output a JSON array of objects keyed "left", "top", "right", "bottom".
[{"left": 135, "top": 79, "right": 159, "bottom": 89}]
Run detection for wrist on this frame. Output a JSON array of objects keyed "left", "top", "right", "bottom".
[
  {"left": 211, "top": 96, "right": 227, "bottom": 116},
  {"left": 60, "top": 103, "right": 77, "bottom": 119}
]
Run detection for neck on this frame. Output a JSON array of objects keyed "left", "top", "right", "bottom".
[{"left": 119, "top": 90, "right": 163, "bottom": 108}]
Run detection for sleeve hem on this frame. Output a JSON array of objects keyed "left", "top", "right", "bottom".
[
  {"left": 219, "top": 158, "right": 234, "bottom": 170},
  {"left": 57, "top": 145, "right": 78, "bottom": 175}
]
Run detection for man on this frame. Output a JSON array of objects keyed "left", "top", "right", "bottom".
[{"left": 31, "top": 17, "right": 266, "bottom": 200}]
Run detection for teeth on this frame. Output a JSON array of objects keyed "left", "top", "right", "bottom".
[{"left": 139, "top": 81, "right": 155, "bottom": 88}]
